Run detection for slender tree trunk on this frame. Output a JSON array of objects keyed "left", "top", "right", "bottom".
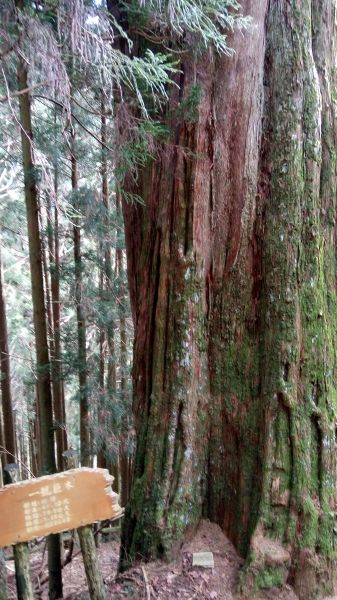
[
  {"left": 41, "top": 212, "right": 54, "bottom": 357},
  {"left": 97, "top": 120, "right": 106, "bottom": 465},
  {"left": 120, "top": 1, "right": 337, "bottom": 598},
  {"left": 97, "top": 262, "right": 107, "bottom": 470},
  {"left": 19, "top": 430, "right": 27, "bottom": 480},
  {"left": 99, "top": 102, "right": 120, "bottom": 488},
  {"left": 0, "top": 476, "right": 8, "bottom": 600},
  {"left": 28, "top": 417, "right": 38, "bottom": 477},
  {"left": 49, "top": 114, "right": 67, "bottom": 470},
  {"left": 0, "top": 248, "right": 16, "bottom": 464},
  {"left": 33, "top": 389, "right": 42, "bottom": 475},
  {"left": 116, "top": 201, "right": 129, "bottom": 506},
  {"left": 15, "top": 5, "right": 62, "bottom": 594},
  {"left": 99, "top": 266, "right": 105, "bottom": 393},
  {"left": 0, "top": 548, "right": 7, "bottom": 600},
  {"left": 46, "top": 188, "right": 66, "bottom": 471},
  {"left": 14, "top": 543, "right": 34, "bottom": 600},
  {"left": 0, "top": 410, "right": 4, "bottom": 486},
  {"left": 16, "top": 21, "right": 56, "bottom": 481},
  {"left": 70, "top": 125, "right": 90, "bottom": 467},
  {"left": 6, "top": 465, "right": 34, "bottom": 599}
]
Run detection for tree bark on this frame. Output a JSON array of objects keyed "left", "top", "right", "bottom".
[
  {"left": 97, "top": 262, "right": 107, "bottom": 469},
  {"left": 116, "top": 230, "right": 129, "bottom": 507},
  {"left": 77, "top": 526, "right": 106, "bottom": 600},
  {"left": 70, "top": 125, "right": 90, "bottom": 467},
  {"left": 5, "top": 465, "right": 34, "bottom": 600},
  {"left": 0, "top": 248, "right": 16, "bottom": 464},
  {"left": 46, "top": 187, "right": 67, "bottom": 471},
  {"left": 0, "top": 412, "right": 4, "bottom": 486},
  {"left": 13, "top": 543, "right": 34, "bottom": 600},
  {"left": 0, "top": 478, "right": 8, "bottom": 600},
  {"left": 16, "top": 25, "right": 56, "bottom": 481},
  {"left": 15, "top": 3, "right": 62, "bottom": 594},
  {"left": 0, "top": 547, "right": 7, "bottom": 600},
  {"left": 120, "top": 1, "right": 337, "bottom": 598},
  {"left": 98, "top": 101, "right": 120, "bottom": 489},
  {"left": 97, "top": 104, "right": 108, "bottom": 471}
]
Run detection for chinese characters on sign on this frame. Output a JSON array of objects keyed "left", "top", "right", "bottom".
[
  {"left": 23, "top": 481, "right": 74, "bottom": 534},
  {"left": 0, "top": 468, "right": 123, "bottom": 547}
]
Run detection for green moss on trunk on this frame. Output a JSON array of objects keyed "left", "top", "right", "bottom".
[{"left": 121, "top": 2, "right": 337, "bottom": 598}]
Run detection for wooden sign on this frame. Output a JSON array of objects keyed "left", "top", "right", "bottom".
[{"left": 0, "top": 468, "right": 123, "bottom": 547}]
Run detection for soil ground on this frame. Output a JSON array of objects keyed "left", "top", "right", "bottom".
[{"left": 5, "top": 520, "right": 337, "bottom": 599}]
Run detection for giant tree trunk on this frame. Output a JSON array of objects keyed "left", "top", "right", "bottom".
[{"left": 120, "top": 1, "right": 337, "bottom": 598}]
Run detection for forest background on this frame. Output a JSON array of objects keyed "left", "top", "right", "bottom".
[
  {"left": 2, "top": 2, "right": 337, "bottom": 600},
  {"left": 0, "top": 1, "right": 248, "bottom": 599}
]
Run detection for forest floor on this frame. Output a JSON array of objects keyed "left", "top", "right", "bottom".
[{"left": 5, "top": 520, "right": 337, "bottom": 599}]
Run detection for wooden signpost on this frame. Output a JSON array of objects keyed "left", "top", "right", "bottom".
[{"left": 0, "top": 468, "right": 123, "bottom": 600}]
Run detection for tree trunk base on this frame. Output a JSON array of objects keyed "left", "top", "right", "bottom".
[{"left": 238, "top": 526, "right": 336, "bottom": 600}]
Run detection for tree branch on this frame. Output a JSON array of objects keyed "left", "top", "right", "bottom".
[{"left": 34, "top": 95, "right": 114, "bottom": 153}]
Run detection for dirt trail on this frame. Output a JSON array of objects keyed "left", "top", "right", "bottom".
[{"left": 6, "top": 520, "right": 336, "bottom": 599}]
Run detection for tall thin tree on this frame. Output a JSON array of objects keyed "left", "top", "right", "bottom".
[
  {"left": 70, "top": 121, "right": 90, "bottom": 467},
  {"left": 0, "top": 247, "right": 16, "bottom": 466},
  {"left": 15, "top": 1, "right": 62, "bottom": 596},
  {"left": 116, "top": 196, "right": 129, "bottom": 506},
  {"left": 46, "top": 181, "right": 67, "bottom": 471}
]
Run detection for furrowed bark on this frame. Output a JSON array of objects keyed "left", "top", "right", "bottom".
[
  {"left": 120, "top": 1, "right": 337, "bottom": 597},
  {"left": 241, "top": 2, "right": 337, "bottom": 597},
  {"left": 121, "top": 48, "right": 215, "bottom": 562}
]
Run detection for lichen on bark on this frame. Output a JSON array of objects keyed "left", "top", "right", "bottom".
[
  {"left": 241, "top": 1, "right": 337, "bottom": 597},
  {"left": 120, "top": 1, "right": 337, "bottom": 598}
]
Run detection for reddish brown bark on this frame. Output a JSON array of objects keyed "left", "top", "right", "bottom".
[{"left": 121, "top": 1, "right": 337, "bottom": 598}]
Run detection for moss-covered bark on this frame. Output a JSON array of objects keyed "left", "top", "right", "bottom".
[
  {"left": 239, "top": 2, "right": 337, "bottom": 597},
  {"left": 120, "top": 1, "right": 337, "bottom": 598}
]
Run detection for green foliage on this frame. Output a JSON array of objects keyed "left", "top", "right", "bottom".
[
  {"left": 0, "top": 0, "right": 249, "bottom": 483},
  {"left": 253, "top": 567, "right": 284, "bottom": 590},
  {"left": 116, "top": 117, "right": 170, "bottom": 184},
  {"left": 130, "top": 0, "right": 250, "bottom": 54},
  {"left": 112, "top": 0, "right": 250, "bottom": 187},
  {"left": 175, "top": 83, "right": 203, "bottom": 123}
]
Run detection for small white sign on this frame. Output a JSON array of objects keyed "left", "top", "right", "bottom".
[{"left": 192, "top": 552, "right": 214, "bottom": 568}]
